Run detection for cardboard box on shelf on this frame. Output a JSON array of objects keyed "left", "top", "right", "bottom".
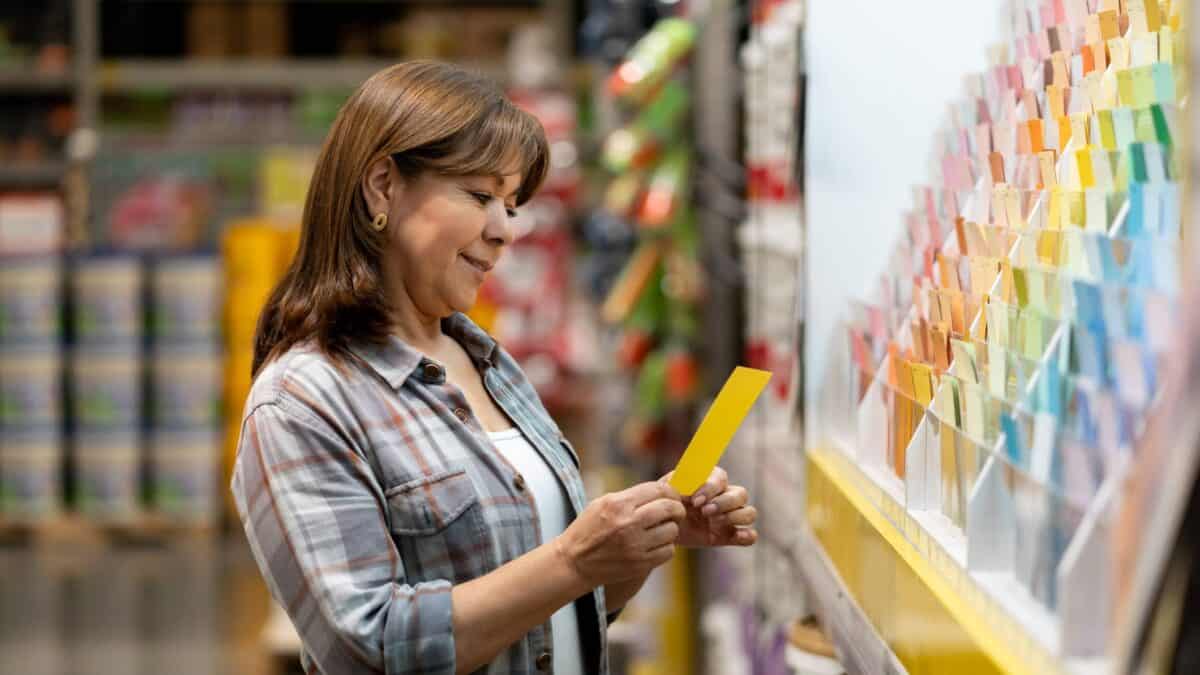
[
  {"left": 244, "top": 3, "right": 288, "bottom": 59},
  {"left": 456, "top": 9, "right": 542, "bottom": 61},
  {"left": 186, "top": 1, "right": 237, "bottom": 60}
]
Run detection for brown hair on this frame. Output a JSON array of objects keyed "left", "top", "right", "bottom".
[{"left": 251, "top": 61, "right": 549, "bottom": 376}]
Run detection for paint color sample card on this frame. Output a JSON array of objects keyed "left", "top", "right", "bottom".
[{"left": 669, "top": 366, "right": 772, "bottom": 494}]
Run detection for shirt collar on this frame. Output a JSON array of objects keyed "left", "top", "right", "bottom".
[{"left": 350, "top": 312, "right": 498, "bottom": 390}]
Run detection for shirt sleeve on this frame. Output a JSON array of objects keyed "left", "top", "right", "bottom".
[{"left": 231, "top": 395, "right": 457, "bottom": 675}]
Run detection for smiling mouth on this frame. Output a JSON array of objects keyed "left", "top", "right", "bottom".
[{"left": 460, "top": 254, "right": 493, "bottom": 273}]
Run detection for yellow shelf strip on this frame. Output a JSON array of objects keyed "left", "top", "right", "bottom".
[{"left": 808, "top": 446, "right": 1067, "bottom": 675}]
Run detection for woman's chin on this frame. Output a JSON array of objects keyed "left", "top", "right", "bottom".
[{"left": 450, "top": 289, "right": 480, "bottom": 314}]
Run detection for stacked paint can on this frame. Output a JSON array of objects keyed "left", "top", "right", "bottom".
[
  {"left": 148, "top": 254, "right": 223, "bottom": 524},
  {"left": 69, "top": 255, "right": 144, "bottom": 522},
  {"left": 0, "top": 256, "right": 64, "bottom": 521}
]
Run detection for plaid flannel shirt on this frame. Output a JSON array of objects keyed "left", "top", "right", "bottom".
[{"left": 232, "top": 313, "right": 608, "bottom": 675}]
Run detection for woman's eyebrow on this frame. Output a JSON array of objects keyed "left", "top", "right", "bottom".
[{"left": 491, "top": 174, "right": 520, "bottom": 199}]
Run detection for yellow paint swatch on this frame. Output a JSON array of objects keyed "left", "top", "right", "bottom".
[
  {"left": 911, "top": 363, "right": 934, "bottom": 406},
  {"left": 1056, "top": 116, "right": 1071, "bottom": 151},
  {"left": 1099, "top": 9, "right": 1120, "bottom": 40},
  {"left": 668, "top": 367, "right": 772, "bottom": 495},
  {"left": 1038, "top": 150, "right": 1057, "bottom": 188},
  {"left": 1047, "top": 85, "right": 1065, "bottom": 119},
  {"left": 1097, "top": 110, "right": 1117, "bottom": 150},
  {"left": 1075, "top": 147, "right": 1096, "bottom": 188},
  {"left": 1144, "top": 0, "right": 1162, "bottom": 32}
]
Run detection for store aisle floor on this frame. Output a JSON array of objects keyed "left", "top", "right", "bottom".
[{"left": 0, "top": 537, "right": 276, "bottom": 675}]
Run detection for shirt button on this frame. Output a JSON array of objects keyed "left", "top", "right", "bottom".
[
  {"left": 513, "top": 473, "right": 526, "bottom": 492},
  {"left": 535, "top": 651, "right": 551, "bottom": 671},
  {"left": 453, "top": 407, "right": 469, "bottom": 422},
  {"left": 423, "top": 362, "right": 444, "bottom": 380}
]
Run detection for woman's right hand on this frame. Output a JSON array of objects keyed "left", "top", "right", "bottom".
[{"left": 555, "top": 481, "right": 686, "bottom": 588}]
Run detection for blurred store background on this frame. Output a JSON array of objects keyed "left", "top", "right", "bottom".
[{"left": 0, "top": 1, "right": 812, "bottom": 674}]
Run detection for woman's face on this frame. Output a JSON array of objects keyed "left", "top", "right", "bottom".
[{"left": 387, "top": 170, "right": 520, "bottom": 318}]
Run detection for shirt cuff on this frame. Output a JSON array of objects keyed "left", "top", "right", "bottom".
[{"left": 383, "top": 580, "right": 456, "bottom": 675}]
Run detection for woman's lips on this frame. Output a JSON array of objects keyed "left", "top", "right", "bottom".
[{"left": 460, "top": 253, "right": 493, "bottom": 273}]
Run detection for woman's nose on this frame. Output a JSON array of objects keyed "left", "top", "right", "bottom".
[{"left": 483, "top": 204, "right": 514, "bottom": 246}]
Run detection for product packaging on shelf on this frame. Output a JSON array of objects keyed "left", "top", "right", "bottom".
[
  {"left": 149, "top": 431, "right": 220, "bottom": 524},
  {"left": 0, "top": 194, "right": 64, "bottom": 255},
  {"left": 150, "top": 346, "right": 222, "bottom": 431},
  {"left": 148, "top": 254, "right": 223, "bottom": 345},
  {"left": 600, "top": 80, "right": 689, "bottom": 173},
  {"left": 70, "top": 254, "right": 144, "bottom": 345},
  {"left": 68, "top": 346, "right": 143, "bottom": 431},
  {"left": 73, "top": 432, "right": 141, "bottom": 521},
  {"left": 607, "top": 18, "right": 697, "bottom": 105},
  {"left": 0, "top": 442, "right": 62, "bottom": 521},
  {"left": 0, "top": 255, "right": 62, "bottom": 344},
  {"left": 0, "top": 345, "right": 62, "bottom": 432}
]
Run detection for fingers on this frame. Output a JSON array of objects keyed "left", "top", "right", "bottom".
[
  {"left": 624, "top": 480, "right": 682, "bottom": 507},
  {"left": 708, "top": 505, "right": 757, "bottom": 529},
  {"left": 700, "top": 484, "right": 749, "bottom": 517},
  {"left": 635, "top": 497, "right": 687, "bottom": 527},
  {"left": 731, "top": 528, "right": 758, "bottom": 546},
  {"left": 644, "top": 520, "right": 680, "bottom": 550},
  {"left": 690, "top": 467, "right": 729, "bottom": 508},
  {"left": 645, "top": 542, "right": 677, "bottom": 566}
]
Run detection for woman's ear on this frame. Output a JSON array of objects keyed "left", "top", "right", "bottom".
[{"left": 361, "top": 156, "right": 398, "bottom": 220}]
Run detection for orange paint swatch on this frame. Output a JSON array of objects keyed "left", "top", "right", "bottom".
[
  {"left": 1026, "top": 119, "right": 1045, "bottom": 154},
  {"left": 988, "top": 152, "right": 1006, "bottom": 183}
]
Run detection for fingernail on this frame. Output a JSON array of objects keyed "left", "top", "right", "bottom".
[
  {"left": 692, "top": 495, "right": 707, "bottom": 507},
  {"left": 702, "top": 504, "right": 718, "bottom": 516}
]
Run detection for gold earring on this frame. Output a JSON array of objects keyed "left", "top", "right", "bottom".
[{"left": 371, "top": 213, "right": 388, "bottom": 231}]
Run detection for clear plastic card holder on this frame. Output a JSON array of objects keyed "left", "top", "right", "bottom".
[
  {"left": 922, "top": 408, "right": 990, "bottom": 530},
  {"left": 988, "top": 451, "right": 1088, "bottom": 612},
  {"left": 816, "top": 318, "right": 859, "bottom": 450},
  {"left": 1012, "top": 230, "right": 1041, "bottom": 267},
  {"left": 1057, "top": 477, "right": 1118, "bottom": 659}
]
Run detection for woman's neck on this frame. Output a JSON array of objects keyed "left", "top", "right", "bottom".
[{"left": 389, "top": 289, "right": 445, "bottom": 354}]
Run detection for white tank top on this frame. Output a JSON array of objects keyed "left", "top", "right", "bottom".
[{"left": 488, "top": 428, "right": 584, "bottom": 675}]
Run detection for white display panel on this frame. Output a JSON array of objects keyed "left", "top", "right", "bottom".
[{"left": 803, "top": 0, "right": 1007, "bottom": 439}]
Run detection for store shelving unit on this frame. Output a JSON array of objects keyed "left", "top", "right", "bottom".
[
  {"left": 97, "top": 58, "right": 507, "bottom": 92},
  {"left": 0, "top": 160, "right": 71, "bottom": 185},
  {"left": 0, "top": 71, "right": 76, "bottom": 92}
]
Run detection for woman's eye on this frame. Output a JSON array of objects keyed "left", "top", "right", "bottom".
[{"left": 470, "top": 192, "right": 492, "bottom": 205}]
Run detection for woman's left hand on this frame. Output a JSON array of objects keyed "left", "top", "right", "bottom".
[{"left": 661, "top": 467, "right": 758, "bottom": 548}]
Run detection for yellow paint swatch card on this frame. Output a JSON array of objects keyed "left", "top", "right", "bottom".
[
  {"left": 1099, "top": 9, "right": 1120, "bottom": 40},
  {"left": 668, "top": 367, "right": 772, "bottom": 494},
  {"left": 1160, "top": 27, "right": 1175, "bottom": 63},
  {"left": 1039, "top": 150, "right": 1058, "bottom": 188},
  {"left": 1049, "top": 186, "right": 1067, "bottom": 229},
  {"left": 1097, "top": 110, "right": 1117, "bottom": 150},
  {"left": 1075, "top": 147, "right": 1097, "bottom": 188},
  {"left": 1057, "top": 116, "right": 1073, "bottom": 151},
  {"left": 1070, "top": 113, "right": 1091, "bottom": 150},
  {"left": 1047, "top": 85, "right": 1066, "bottom": 119},
  {"left": 911, "top": 363, "right": 934, "bottom": 407}
]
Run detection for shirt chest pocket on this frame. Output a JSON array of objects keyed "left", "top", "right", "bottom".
[{"left": 385, "top": 467, "right": 494, "bottom": 582}]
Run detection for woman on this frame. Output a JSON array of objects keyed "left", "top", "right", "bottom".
[{"left": 232, "top": 61, "right": 758, "bottom": 675}]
